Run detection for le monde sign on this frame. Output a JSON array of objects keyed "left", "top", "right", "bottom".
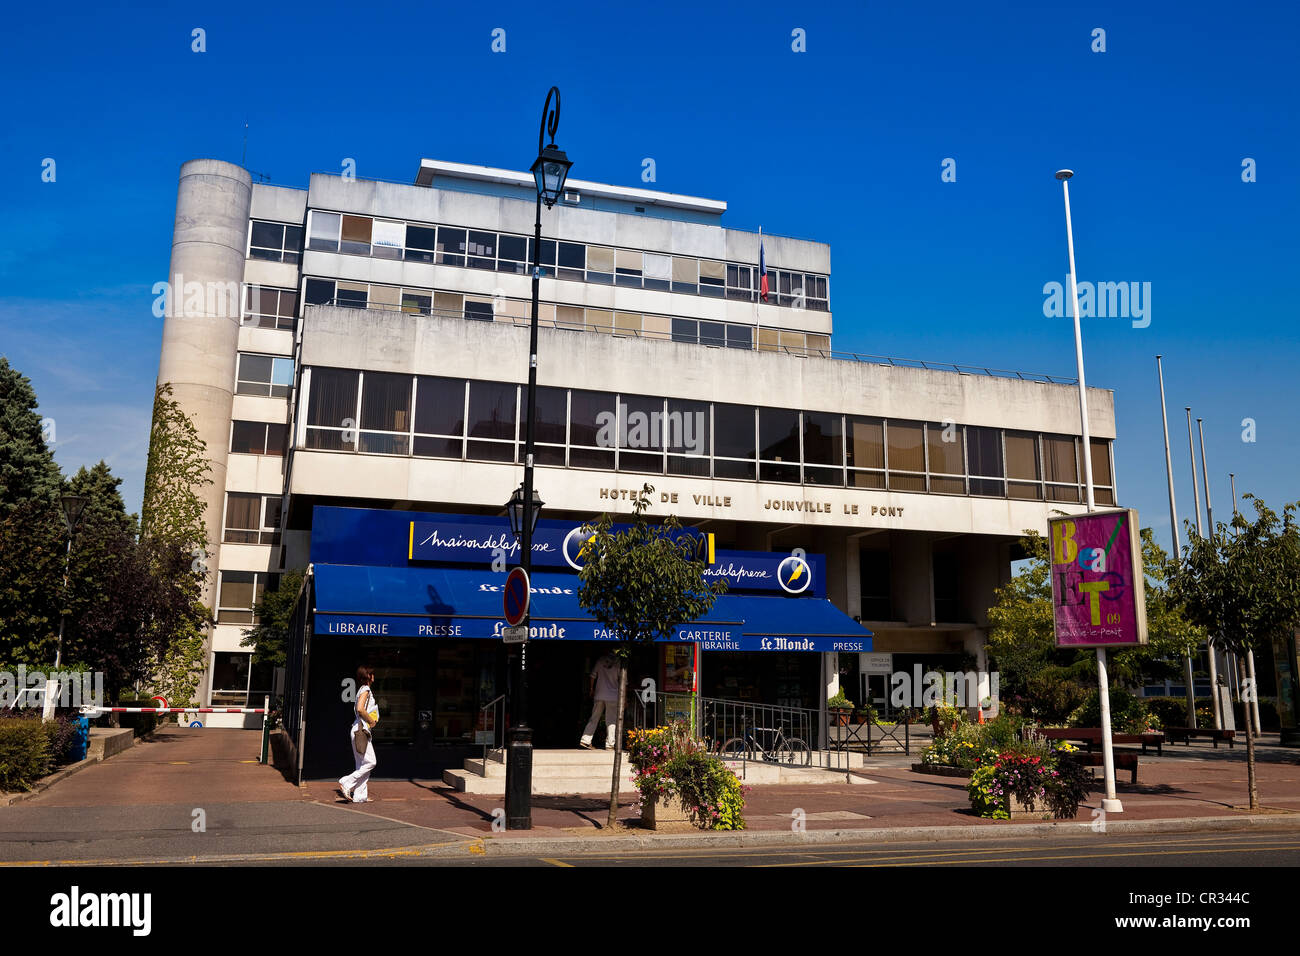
[{"left": 1049, "top": 508, "right": 1148, "bottom": 648}]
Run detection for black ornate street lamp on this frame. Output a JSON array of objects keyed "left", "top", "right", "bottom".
[
  {"left": 504, "top": 86, "right": 572, "bottom": 830},
  {"left": 506, "top": 483, "right": 544, "bottom": 540}
]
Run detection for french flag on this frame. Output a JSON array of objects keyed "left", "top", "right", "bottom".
[{"left": 759, "top": 240, "right": 769, "bottom": 302}]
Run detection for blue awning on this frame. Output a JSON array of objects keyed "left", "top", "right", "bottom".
[{"left": 312, "top": 564, "right": 870, "bottom": 652}]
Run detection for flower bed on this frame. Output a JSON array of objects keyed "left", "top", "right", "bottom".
[
  {"left": 626, "top": 723, "right": 747, "bottom": 830},
  {"left": 967, "top": 747, "right": 1091, "bottom": 820}
]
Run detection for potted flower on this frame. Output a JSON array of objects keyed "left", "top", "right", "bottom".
[
  {"left": 626, "top": 723, "right": 747, "bottom": 830},
  {"left": 828, "top": 689, "right": 854, "bottom": 726}
]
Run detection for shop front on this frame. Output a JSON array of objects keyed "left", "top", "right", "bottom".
[{"left": 287, "top": 506, "right": 870, "bottom": 780}]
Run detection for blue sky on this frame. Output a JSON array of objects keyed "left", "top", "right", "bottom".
[{"left": 1, "top": 0, "right": 1296, "bottom": 554}]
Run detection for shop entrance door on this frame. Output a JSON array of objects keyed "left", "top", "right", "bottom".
[{"left": 524, "top": 642, "right": 658, "bottom": 749}]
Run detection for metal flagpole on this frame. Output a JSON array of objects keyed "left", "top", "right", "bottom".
[
  {"left": 1228, "top": 474, "right": 1262, "bottom": 735},
  {"left": 1198, "top": 417, "right": 1238, "bottom": 723},
  {"left": 755, "top": 227, "right": 763, "bottom": 347},
  {"left": 1157, "top": 356, "right": 1195, "bottom": 728},
  {"left": 1057, "top": 169, "right": 1120, "bottom": 814},
  {"left": 1187, "top": 407, "right": 1220, "bottom": 729}
]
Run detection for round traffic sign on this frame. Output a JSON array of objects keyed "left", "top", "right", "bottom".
[{"left": 503, "top": 567, "right": 530, "bottom": 627}]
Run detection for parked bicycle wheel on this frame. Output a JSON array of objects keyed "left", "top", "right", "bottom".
[
  {"left": 719, "top": 737, "right": 749, "bottom": 760},
  {"left": 778, "top": 738, "right": 811, "bottom": 766}
]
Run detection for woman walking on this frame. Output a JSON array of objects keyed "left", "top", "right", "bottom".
[{"left": 339, "top": 665, "right": 379, "bottom": 803}]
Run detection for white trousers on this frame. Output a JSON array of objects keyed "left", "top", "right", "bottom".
[
  {"left": 581, "top": 699, "right": 617, "bottom": 748},
  {"left": 340, "top": 728, "right": 376, "bottom": 801}
]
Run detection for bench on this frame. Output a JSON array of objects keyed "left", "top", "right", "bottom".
[
  {"left": 1165, "top": 727, "right": 1236, "bottom": 748},
  {"left": 1036, "top": 728, "right": 1164, "bottom": 755},
  {"left": 1067, "top": 749, "right": 1140, "bottom": 784}
]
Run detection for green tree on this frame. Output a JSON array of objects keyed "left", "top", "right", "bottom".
[
  {"left": 0, "top": 356, "right": 62, "bottom": 518},
  {"left": 241, "top": 569, "right": 305, "bottom": 668},
  {"left": 987, "top": 528, "right": 1205, "bottom": 723},
  {"left": 138, "top": 383, "right": 213, "bottom": 711},
  {"left": 576, "top": 484, "right": 728, "bottom": 828},
  {"left": 1171, "top": 496, "right": 1300, "bottom": 810}
]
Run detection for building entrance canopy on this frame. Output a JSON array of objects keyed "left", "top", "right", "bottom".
[{"left": 312, "top": 564, "right": 871, "bottom": 653}]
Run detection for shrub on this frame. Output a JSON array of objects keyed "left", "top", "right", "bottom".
[
  {"left": 0, "top": 718, "right": 54, "bottom": 792},
  {"left": 1067, "top": 687, "right": 1158, "bottom": 734},
  {"left": 967, "top": 764, "right": 1009, "bottom": 819},
  {"left": 967, "top": 746, "right": 1090, "bottom": 820},
  {"left": 626, "top": 722, "right": 747, "bottom": 830}
]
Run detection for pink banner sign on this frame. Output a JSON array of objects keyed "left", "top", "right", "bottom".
[{"left": 1049, "top": 508, "right": 1148, "bottom": 648}]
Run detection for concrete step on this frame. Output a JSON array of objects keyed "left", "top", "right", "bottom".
[{"left": 443, "top": 768, "right": 640, "bottom": 794}]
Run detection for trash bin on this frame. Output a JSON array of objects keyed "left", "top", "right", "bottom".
[{"left": 69, "top": 716, "right": 90, "bottom": 763}]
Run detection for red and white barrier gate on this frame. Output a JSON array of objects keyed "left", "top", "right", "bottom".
[{"left": 79, "top": 695, "right": 274, "bottom": 764}]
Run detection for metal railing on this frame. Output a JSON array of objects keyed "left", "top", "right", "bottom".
[
  {"left": 478, "top": 694, "right": 506, "bottom": 764},
  {"left": 699, "top": 696, "right": 817, "bottom": 777},
  {"left": 826, "top": 708, "right": 913, "bottom": 760},
  {"left": 306, "top": 298, "right": 1077, "bottom": 383}
]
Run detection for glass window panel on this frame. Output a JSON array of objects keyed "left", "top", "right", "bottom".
[
  {"left": 1090, "top": 439, "right": 1112, "bottom": 488},
  {"left": 668, "top": 455, "right": 710, "bottom": 477},
  {"left": 585, "top": 309, "right": 612, "bottom": 333},
  {"left": 335, "top": 281, "right": 367, "bottom": 307},
  {"left": 527, "top": 238, "right": 556, "bottom": 267},
  {"left": 1043, "top": 435, "right": 1078, "bottom": 485},
  {"left": 414, "top": 376, "right": 465, "bottom": 436},
  {"left": 279, "top": 290, "right": 298, "bottom": 318},
  {"left": 405, "top": 225, "right": 438, "bottom": 262},
  {"left": 413, "top": 436, "right": 463, "bottom": 459},
  {"left": 643, "top": 253, "right": 671, "bottom": 289},
  {"left": 270, "top": 358, "right": 294, "bottom": 395},
  {"left": 238, "top": 353, "right": 272, "bottom": 384},
  {"left": 614, "top": 311, "right": 640, "bottom": 334},
  {"left": 619, "top": 451, "right": 662, "bottom": 474},
  {"left": 230, "top": 421, "right": 265, "bottom": 454},
  {"left": 464, "top": 300, "right": 494, "bottom": 321},
  {"left": 619, "top": 395, "right": 663, "bottom": 451},
  {"left": 803, "top": 411, "right": 843, "bottom": 465},
  {"left": 760, "top": 462, "right": 800, "bottom": 483},
  {"left": 305, "top": 278, "right": 334, "bottom": 305},
  {"left": 1095, "top": 486, "right": 1115, "bottom": 506},
  {"left": 931, "top": 476, "right": 965, "bottom": 494},
  {"left": 467, "top": 230, "right": 496, "bottom": 268},
  {"left": 758, "top": 328, "right": 780, "bottom": 352},
  {"left": 672, "top": 257, "right": 697, "bottom": 282},
  {"left": 1005, "top": 432, "right": 1040, "bottom": 480},
  {"left": 699, "top": 321, "right": 725, "bottom": 347},
  {"left": 263, "top": 497, "right": 282, "bottom": 530},
  {"left": 225, "top": 493, "right": 261, "bottom": 538},
  {"left": 370, "top": 284, "right": 400, "bottom": 308},
  {"left": 467, "top": 381, "right": 517, "bottom": 441},
  {"left": 714, "top": 404, "right": 756, "bottom": 459},
  {"left": 616, "top": 249, "right": 642, "bottom": 276},
  {"left": 967, "top": 426, "right": 1004, "bottom": 479},
  {"left": 1048, "top": 483, "right": 1081, "bottom": 503},
  {"left": 714, "top": 459, "right": 756, "bottom": 480},
  {"left": 759, "top": 408, "right": 801, "bottom": 462},
  {"left": 700, "top": 260, "right": 725, "bottom": 280},
  {"left": 671, "top": 319, "right": 697, "bottom": 344},
  {"left": 803, "top": 465, "right": 843, "bottom": 486},
  {"left": 970, "top": 477, "right": 1005, "bottom": 496},
  {"left": 556, "top": 306, "right": 585, "bottom": 330},
  {"left": 307, "top": 368, "right": 359, "bottom": 429},
  {"left": 570, "top": 447, "right": 614, "bottom": 469},
  {"left": 1009, "top": 481, "right": 1043, "bottom": 500},
  {"left": 360, "top": 372, "right": 412, "bottom": 431},
  {"left": 927, "top": 422, "right": 964, "bottom": 475},
  {"left": 305, "top": 428, "right": 351, "bottom": 451},
  {"left": 587, "top": 246, "right": 615, "bottom": 272},
  {"left": 850, "top": 470, "right": 886, "bottom": 489},
  {"left": 805, "top": 334, "right": 829, "bottom": 354},
  {"left": 533, "top": 386, "right": 567, "bottom": 445},
  {"left": 219, "top": 572, "right": 256, "bottom": 610},
  {"left": 402, "top": 291, "right": 432, "bottom": 314},
  {"left": 467, "top": 440, "right": 514, "bottom": 462},
  {"left": 726, "top": 325, "right": 753, "bottom": 350},
  {"left": 888, "top": 473, "right": 926, "bottom": 492},
  {"left": 666, "top": 399, "right": 709, "bottom": 457},
  {"left": 434, "top": 292, "right": 463, "bottom": 316},
  {"left": 250, "top": 221, "right": 283, "bottom": 250},
  {"left": 557, "top": 242, "right": 585, "bottom": 268},
  {"left": 308, "top": 212, "right": 339, "bottom": 251},
  {"left": 887, "top": 421, "right": 925, "bottom": 473},
  {"left": 498, "top": 234, "right": 527, "bottom": 262},
  {"left": 371, "top": 219, "right": 405, "bottom": 259},
  {"left": 779, "top": 331, "right": 805, "bottom": 351},
  {"left": 359, "top": 433, "right": 409, "bottom": 455},
  {"left": 339, "top": 215, "right": 372, "bottom": 254},
  {"left": 437, "top": 227, "right": 466, "bottom": 265},
  {"left": 569, "top": 390, "right": 615, "bottom": 447},
  {"left": 265, "top": 423, "right": 286, "bottom": 455}
]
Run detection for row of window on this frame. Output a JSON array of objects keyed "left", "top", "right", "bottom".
[
  {"left": 299, "top": 368, "right": 1116, "bottom": 503},
  {"left": 267, "top": 211, "right": 831, "bottom": 310},
  {"left": 300, "top": 278, "right": 830, "bottom": 355}
]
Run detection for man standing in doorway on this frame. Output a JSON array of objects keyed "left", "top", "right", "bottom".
[{"left": 580, "top": 652, "right": 620, "bottom": 750}]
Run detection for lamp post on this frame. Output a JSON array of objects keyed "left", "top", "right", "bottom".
[
  {"left": 1056, "top": 169, "right": 1121, "bottom": 814},
  {"left": 504, "top": 86, "right": 572, "bottom": 831},
  {"left": 43, "top": 495, "right": 88, "bottom": 722}
]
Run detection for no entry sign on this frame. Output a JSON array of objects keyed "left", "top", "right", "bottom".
[{"left": 503, "top": 567, "right": 530, "bottom": 627}]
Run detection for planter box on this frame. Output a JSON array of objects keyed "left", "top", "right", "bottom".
[
  {"left": 1008, "top": 794, "right": 1052, "bottom": 820},
  {"left": 911, "top": 763, "right": 972, "bottom": 778},
  {"left": 642, "top": 793, "right": 693, "bottom": 829}
]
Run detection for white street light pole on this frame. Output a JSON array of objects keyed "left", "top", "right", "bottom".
[{"left": 1057, "top": 169, "right": 1121, "bottom": 814}]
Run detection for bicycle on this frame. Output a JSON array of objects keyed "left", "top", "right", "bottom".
[{"left": 719, "top": 721, "right": 811, "bottom": 766}]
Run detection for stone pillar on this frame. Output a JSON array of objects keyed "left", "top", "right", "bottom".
[{"left": 156, "top": 159, "right": 252, "bottom": 706}]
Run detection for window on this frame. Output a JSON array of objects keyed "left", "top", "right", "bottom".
[
  {"left": 859, "top": 550, "right": 892, "bottom": 620},
  {"left": 402, "top": 289, "right": 432, "bottom": 315},
  {"left": 413, "top": 376, "right": 465, "bottom": 459},
  {"left": 586, "top": 246, "right": 614, "bottom": 284},
  {"left": 532, "top": 386, "right": 568, "bottom": 465},
  {"left": 236, "top": 353, "right": 294, "bottom": 398},
  {"left": 727, "top": 263, "right": 753, "bottom": 302},
  {"left": 847, "top": 416, "right": 885, "bottom": 488},
  {"left": 1005, "top": 431, "right": 1042, "bottom": 499},
  {"left": 248, "top": 220, "right": 302, "bottom": 264},
  {"left": 759, "top": 407, "right": 801, "bottom": 483},
  {"left": 217, "top": 570, "right": 272, "bottom": 624},
  {"left": 304, "top": 278, "right": 334, "bottom": 305},
  {"left": 671, "top": 318, "right": 697, "bottom": 344},
  {"left": 667, "top": 398, "right": 710, "bottom": 476},
  {"left": 725, "top": 325, "right": 753, "bottom": 350},
  {"left": 305, "top": 368, "right": 359, "bottom": 450},
  {"left": 437, "top": 227, "right": 467, "bottom": 266},
  {"left": 671, "top": 257, "right": 698, "bottom": 295},
  {"left": 699, "top": 321, "right": 725, "bottom": 348},
  {"left": 643, "top": 253, "right": 671, "bottom": 291},
  {"left": 927, "top": 421, "right": 965, "bottom": 494},
  {"left": 335, "top": 281, "right": 367, "bottom": 308},
  {"left": 557, "top": 242, "right": 585, "bottom": 281},
  {"left": 498, "top": 234, "right": 528, "bottom": 274},
  {"left": 568, "top": 390, "right": 615, "bottom": 468},
  {"left": 615, "top": 249, "right": 642, "bottom": 287},
  {"left": 714, "top": 403, "right": 756, "bottom": 480},
  {"left": 463, "top": 298, "right": 494, "bottom": 322},
  {"left": 359, "top": 371, "right": 412, "bottom": 455},
  {"left": 223, "top": 492, "right": 281, "bottom": 545},
  {"left": 967, "top": 426, "right": 1005, "bottom": 496},
  {"left": 1043, "top": 434, "right": 1080, "bottom": 502},
  {"left": 467, "top": 380, "right": 517, "bottom": 462},
  {"left": 528, "top": 238, "right": 556, "bottom": 271},
  {"left": 405, "top": 225, "right": 438, "bottom": 263},
  {"left": 308, "top": 212, "right": 340, "bottom": 252},
  {"left": 803, "top": 411, "right": 843, "bottom": 486},
  {"left": 211, "top": 651, "right": 252, "bottom": 705},
  {"left": 1090, "top": 439, "right": 1115, "bottom": 506},
  {"left": 699, "top": 260, "right": 725, "bottom": 297},
  {"left": 886, "top": 421, "right": 925, "bottom": 491},
  {"left": 371, "top": 220, "right": 405, "bottom": 260},
  {"left": 467, "top": 230, "right": 496, "bottom": 269},
  {"left": 243, "top": 286, "right": 297, "bottom": 331},
  {"left": 618, "top": 395, "right": 664, "bottom": 474},
  {"left": 340, "top": 215, "right": 372, "bottom": 256},
  {"left": 230, "top": 420, "right": 286, "bottom": 456}
]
